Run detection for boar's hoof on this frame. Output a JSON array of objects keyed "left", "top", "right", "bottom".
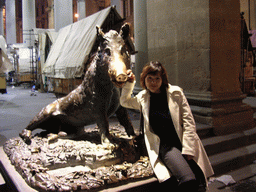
[
  {"left": 19, "top": 129, "right": 32, "bottom": 145},
  {"left": 58, "top": 131, "right": 68, "bottom": 137},
  {"left": 101, "top": 134, "right": 113, "bottom": 145},
  {"left": 47, "top": 133, "right": 59, "bottom": 144}
]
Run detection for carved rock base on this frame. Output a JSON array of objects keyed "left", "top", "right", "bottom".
[{"left": 3, "top": 124, "right": 153, "bottom": 191}]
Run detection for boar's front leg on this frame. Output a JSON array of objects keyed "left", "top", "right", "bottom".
[
  {"left": 115, "top": 106, "right": 135, "bottom": 137},
  {"left": 96, "top": 113, "right": 111, "bottom": 144},
  {"left": 19, "top": 129, "right": 32, "bottom": 145}
]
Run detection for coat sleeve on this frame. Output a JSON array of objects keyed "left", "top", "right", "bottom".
[
  {"left": 179, "top": 90, "right": 197, "bottom": 157},
  {"left": 120, "top": 81, "right": 141, "bottom": 110}
]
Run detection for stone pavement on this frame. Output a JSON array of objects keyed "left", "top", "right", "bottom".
[
  {"left": 0, "top": 86, "right": 58, "bottom": 146},
  {"left": 1, "top": 85, "right": 256, "bottom": 191}
]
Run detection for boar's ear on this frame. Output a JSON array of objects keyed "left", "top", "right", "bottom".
[
  {"left": 96, "top": 26, "right": 105, "bottom": 39},
  {"left": 120, "top": 23, "right": 130, "bottom": 40}
]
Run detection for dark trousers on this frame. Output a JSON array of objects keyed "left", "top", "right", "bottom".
[{"left": 159, "top": 145, "right": 206, "bottom": 192}]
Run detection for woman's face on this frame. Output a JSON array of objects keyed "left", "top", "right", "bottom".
[{"left": 145, "top": 73, "right": 162, "bottom": 93}]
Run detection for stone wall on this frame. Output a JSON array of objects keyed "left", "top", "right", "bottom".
[
  {"left": 145, "top": 0, "right": 254, "bottom": 135},
  {"left": 147, "top": 0, "right": 210, "bottom": 92}
]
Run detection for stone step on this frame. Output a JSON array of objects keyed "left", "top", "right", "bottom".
[
  {"left": 196, "top": 123, "right": 214, "bottom": 139},
  {"left": 209, "top": 143, "right": 256, "bottom": 176},
  {"left": 202, "top": 127, "right": 256, "bottom": 156},
  {"left": 208, "top": 163, "right": 256, "bottom": 190},
  {"left": 243, "top": 97, "right": 256, "bottom": 111}
]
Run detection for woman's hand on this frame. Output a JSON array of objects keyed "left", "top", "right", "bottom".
[{"left": 126, "top": 69, "right": 135, "bottom": 83}]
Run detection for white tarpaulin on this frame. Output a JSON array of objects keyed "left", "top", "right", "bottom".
[
  {"left": 11, "top": 44, "right": 32, "bottom": 73},
  {"left": 32, "top": 28, "right": 56, "bottom": 42},
  {"left": 18, "top": 47, "right": 31, "bottom": 73},
  {"left": 43, "top": 6, "right": 114, "bottom": 79},
  {"left": 40, "top": 31, "right": 58, "bottom": 85},
  {"left": 0, "top": 36, "right": 14, "bottom": 73},
  {"left": 10, "top": 29, "right": 57, "bottom": 74},
  {"left": 35, "top": 29, "right": 57, "bottom": 85}
]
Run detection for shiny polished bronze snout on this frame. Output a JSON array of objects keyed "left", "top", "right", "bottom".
[{"left": 116, "top": 73, "right": 128, "bottom": 82}]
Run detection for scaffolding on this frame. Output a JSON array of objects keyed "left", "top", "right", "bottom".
[{"left": 22, "top": 29, "right": 39, "bottom": 85}]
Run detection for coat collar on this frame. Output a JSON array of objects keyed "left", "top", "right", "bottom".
[
  {"left": 140, "top": 83, "right": 182, "bottom": 140},
  {"left": 167, "top": 84, "right": 182, "bottom": 94}
]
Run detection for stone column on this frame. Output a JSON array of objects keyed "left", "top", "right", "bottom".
[
  {"left": 207, "top": 0, "right": 254, "bottom": 135},
  {"left": 22, "top": 0, "right": 36, "bottom": 46},
  {"left": 0, "top": 7, "right": 4, "bottom": 36},
  {"left": 6, "top": 0, "right": 16, "bottom": 44},
  {"left": 47, "top": 0, "right": 54, "bottom": 29},
  {"left": 133, "top": 0, "right": 148, "bottom": 93},
  {"left": 186, "top": 0, "right": 254, "bottom": 135},
  {"left": 54, "top": 0, "right": 73, "bottom": 31},
  {"left": 77, "top": 0, "right": 86, "bottom": 20},
  {"left": 146, "top": 0, "right": 254, "bottom": 135}
]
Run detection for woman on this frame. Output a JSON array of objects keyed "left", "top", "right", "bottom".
[{"left": 121, "top": 61, "right": 214, "bottom": 191}]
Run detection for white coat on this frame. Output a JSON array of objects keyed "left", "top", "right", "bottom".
[{"left": 120, "top": 82, "right": 214, "bottom": 185}]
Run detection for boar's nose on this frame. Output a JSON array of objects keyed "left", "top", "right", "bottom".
[{"left": 116, "top": 73, "right": 128, "bottom": 82}]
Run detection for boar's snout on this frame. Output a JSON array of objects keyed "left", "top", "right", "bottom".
[{"left": 116, "top": 73, "right": 128, "bottom": 82}]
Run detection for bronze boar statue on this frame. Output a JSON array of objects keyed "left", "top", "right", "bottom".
[{"left": 20, "top": 24, "right": 135, "bottom": 145}]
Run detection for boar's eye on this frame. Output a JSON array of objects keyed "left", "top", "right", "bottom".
[{"left": 104, "top": 48, "right": 111, "bottom": 56}]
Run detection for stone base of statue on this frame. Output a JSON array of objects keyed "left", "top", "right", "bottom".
[{"left": 2, "top": 124, "right": 154, "bottom": 191}]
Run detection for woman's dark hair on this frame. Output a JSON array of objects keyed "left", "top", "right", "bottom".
[{"left": 140, "top": 61, "right": 169, "bottom": 89}]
